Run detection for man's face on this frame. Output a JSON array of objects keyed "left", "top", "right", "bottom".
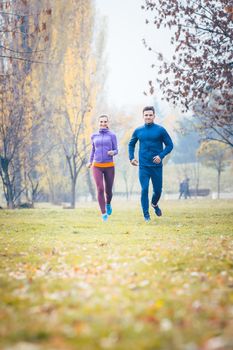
[{"left": 143, "top": 110, "right": 155, "bottom": 124}]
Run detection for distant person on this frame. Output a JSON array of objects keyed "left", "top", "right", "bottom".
[
  {"left": 179, "top": 180, "right": 185, "bottom": 199},
  {"left": 183, "top": 177, "right": 191, "bottom": 199},
  {"left": 87, "top": 115, "right": 118, "bottom": 222},
  {"left": 128, "top": 106, "right": 173, "bottom": 221}
]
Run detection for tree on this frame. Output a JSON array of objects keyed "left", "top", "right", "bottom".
[
  {"left": 0, "top": 0, "right": 51, "bottom": 208},
  {"left": 60, "top": 0, "right": 97, "bottom": 208},
  {"left": 0, "top": 0, "right": 51, "bottom": 67},
  {"left": 143, "top": 0, "right": 233, "bottom": 146},
  {"left": 0, "top": 71, "right": 49, "bottom": 208},
  {"left": 193, "top": 92, "right": 233, "bottom": 147},
  {"left": 114, "top": 123, "right": 137, "bottom": 200},
  {"left": 198, "top": 141, "right": 232, "bottom": 198},
  {"left": 173, "top": 130, "right": 200, "bottom": 164},
  {"left": 40, "top": 0, "right": 105, "bottom": 208}
]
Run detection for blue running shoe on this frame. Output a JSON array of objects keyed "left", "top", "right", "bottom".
[
  {"left": 102, "top": 213, "right": 108, "bottom": 222},
  {"left": 144, "top": 216, "right": 151, "bottom": 222},
  {"left": 152, "top": 203, "right": 162, "bottom": 217},
  {"left": 106, "top": 204, "right": 112, "bottom": 216}
]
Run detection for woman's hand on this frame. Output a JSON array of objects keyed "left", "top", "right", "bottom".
[
  {"left": 107, "top": 150, "right": 115, "bottom": 156},
  {"left": 86, "top": 162, "right": 92, "bottom": 168}
]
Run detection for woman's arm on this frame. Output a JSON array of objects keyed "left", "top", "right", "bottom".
[
  {"left": 109, "top": 133, "right": 118, "bottom": 156},
  {"left": 89, "top": 137, "right": 95, "bottom": 163}
]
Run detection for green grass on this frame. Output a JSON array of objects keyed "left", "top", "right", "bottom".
[{"left": 0, "top": 200, "right": 233, "bottom": 350}]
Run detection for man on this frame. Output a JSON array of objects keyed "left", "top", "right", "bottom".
[
  {"left": 183, "top": 177, "right": 191, "bottom": 199},
  {"left": 179, "top": 180, "right": 185, "bottom": 199},
  {"left": 128, "top": 106, "right": 173, "bottom": 221}
]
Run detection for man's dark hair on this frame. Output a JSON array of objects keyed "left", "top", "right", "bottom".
[{"left": 143, "top": 106, "right": 155, "bottom": 114}]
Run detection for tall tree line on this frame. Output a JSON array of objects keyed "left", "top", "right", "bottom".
[{"left": 0, "top": 0, "right": 106, "bottom": 208}]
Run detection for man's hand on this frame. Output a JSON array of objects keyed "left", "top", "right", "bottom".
[
  {"left": 130, "top": 158, "right": 139, "bottom": 166},
  {"left": 107, "top": 150, "right": 115, "bottom": 156},
  {"left": 86, "top": 162, "right": 92, "bottom": 168},
  {"left": 153, "top": 155, "right": 161, "bottom": 164}
]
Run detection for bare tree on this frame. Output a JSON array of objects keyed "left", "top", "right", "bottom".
[
  {"left": 198, "top": 141, "right": 232, "bottom": 198},
  {"left": 0, "top": 0, "right": 51, "bottom": 208}
]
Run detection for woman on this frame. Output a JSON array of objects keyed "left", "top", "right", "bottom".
[{"left": 87, "top": 115, "right": 118, "bottom": 221}]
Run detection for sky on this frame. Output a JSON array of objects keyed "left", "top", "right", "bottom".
[{"left": 95, "top": 0, "right": 173, "bottom": 111}]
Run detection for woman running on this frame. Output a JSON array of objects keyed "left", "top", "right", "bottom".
[{"left": 87, "top": 115, "right": 118, "bottom": 221}]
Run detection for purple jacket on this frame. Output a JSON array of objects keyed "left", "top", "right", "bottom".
[{"left": 89, "top": 128, "right": 118, "bottom": 163}]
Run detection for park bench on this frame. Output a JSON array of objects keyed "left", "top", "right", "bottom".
[{"left": 189, "top": 189, "right": 210, "bottom": 197}]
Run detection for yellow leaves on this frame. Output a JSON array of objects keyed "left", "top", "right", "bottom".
[
  {"left": 147, "top": 299, "right": 165, "bottom": 313},
  {"left": 154, "top": 299, "right": 165, "bottom": 309},
  {"left": 139, "top": 300, "right": 165, "bottom": 326},
  {"left": 51, "top": 0, "right": 97, "bottom": 142},
  {"left": 198, "top": 140, "right": 231, "bottom": 157},
  {"left": 73, "top": 320, "right": 91, "bottom": 335}
]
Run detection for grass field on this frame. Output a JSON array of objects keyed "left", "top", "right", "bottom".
[{"left": 0, "top": 200, "right": 233, "bottom": 350}]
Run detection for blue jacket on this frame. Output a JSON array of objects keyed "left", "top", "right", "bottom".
[{"left": 128, "top": 123, "right": 173, "bottom": 167}]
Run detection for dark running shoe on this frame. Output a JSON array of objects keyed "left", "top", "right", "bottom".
[{"left": 152, "top": 203, "right": 162, "bottom": 217}]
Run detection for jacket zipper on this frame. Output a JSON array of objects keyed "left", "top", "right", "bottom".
[{"left": 101, "top": 133, "right": 104, "bottom": 162}]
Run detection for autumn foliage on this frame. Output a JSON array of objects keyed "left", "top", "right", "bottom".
[
  {"left": 143, "top": 0, "right": 233, "bottom": 146},
  {"left": 0, "top": 0, "right": 104, "bottom": 208}
]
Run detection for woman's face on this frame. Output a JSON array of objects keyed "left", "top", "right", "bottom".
[{"left": 99, "top": 117, "right": 109, "bottom": 129}]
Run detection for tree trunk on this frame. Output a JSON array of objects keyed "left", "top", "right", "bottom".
[
  {"left": 47, "top": 176, "right": 55, "bottom": 204},
  {"left": 5, "top": 173, "right": 14, "bottom": 209},
  {"left": 14, "top": 144, "right": 22, "bottom": 207},
  {"left": 71, "top": 177, "right": 76, "bottom": 208},
  {"left": 31, "top": 181, "right": 39, "bottom": 208},
  {"left": 217, "top": 169, "right": 221, "bottom": 199},
  {"left": 6, "top": 180, "right": 15, "bottom": 208},
  {"left": 0, "top": 158, "right": 15, "bottom": 208},
  {"left": 195, "top": 161, "right": 200, "bottom": 198},
  {"left": 86, "top": 169, "right": 96, "bottom": 201}
]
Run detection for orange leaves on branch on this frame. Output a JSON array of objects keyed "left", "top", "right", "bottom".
[{"left": 46, "top": 8, "right": 52, "bottom": 16}]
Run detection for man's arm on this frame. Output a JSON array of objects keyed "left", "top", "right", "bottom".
[
  {"left": 159, "top": 128, "right": 173, "bottom": 160},
  {"left": 128, "top": 130, "right": 138, "bottom": 165}
]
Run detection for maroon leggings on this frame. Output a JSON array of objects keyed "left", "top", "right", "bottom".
[{"left": 92, "top": 166, "right": 115, "bottom": 214}]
